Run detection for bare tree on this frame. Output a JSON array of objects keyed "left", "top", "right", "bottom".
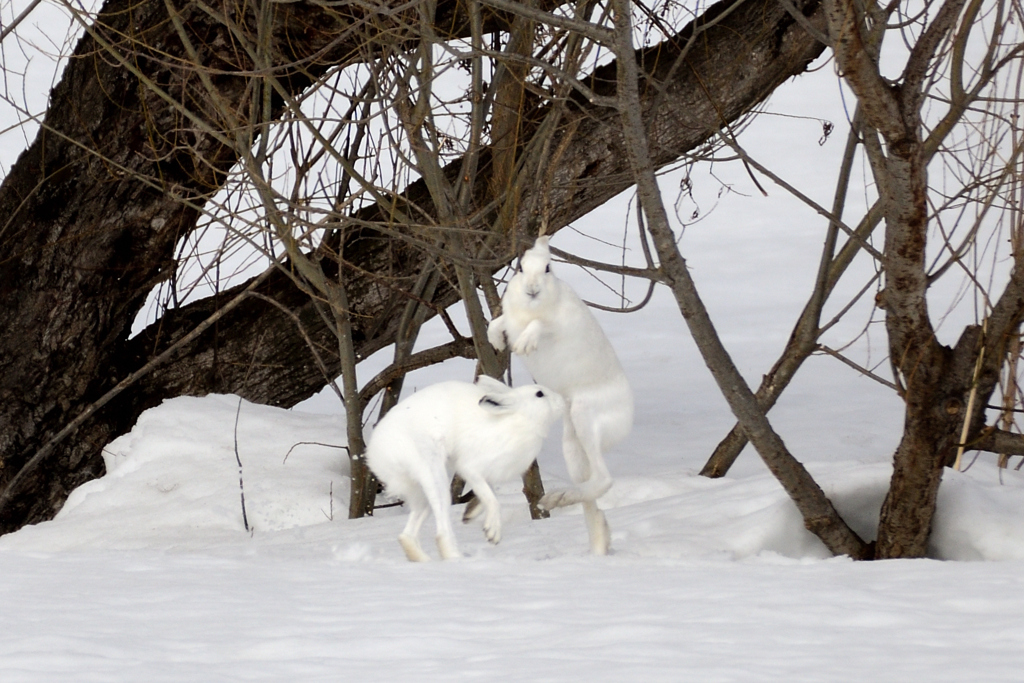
[
  {"left": 0, "top": 0, "right": 828, "bottom": 533},
  {"left": 664, "top": 0, "right": 1023, "bottom": 557},
  {"left": 822, "top": 0, "right": 1024, "bottom": 557}
]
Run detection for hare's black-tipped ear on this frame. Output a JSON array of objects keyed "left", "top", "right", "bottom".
[
  {"left": 478, "top": 394, "right": 513, "bottom": 414},
  {"left": 534, "top": 235, "right": 551, "bottom": 251}
]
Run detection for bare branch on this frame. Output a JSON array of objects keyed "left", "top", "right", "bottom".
[{"left": 357, "top": 337, "right": 478, "bottom": 407}]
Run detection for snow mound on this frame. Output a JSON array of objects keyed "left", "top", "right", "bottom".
[
  {"left": 5, "top": 395, "right": 1024, "bottom": 563},
  {"left": 5, "top": 395, "right": 346, "bottom": 551}
]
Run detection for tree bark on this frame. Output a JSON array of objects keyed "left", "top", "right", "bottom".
[{"left": 0, "top": 0, "right": 828, "bottom": 532}]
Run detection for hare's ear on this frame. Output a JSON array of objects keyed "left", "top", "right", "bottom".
[
  {"left": 474, "top": 375, "right": 509, "bottom": 393},
  {"left": 533, "top": 235, "right": 551, "bottom": 252},
  {"left": 478, "top": 394, "right": 514, "bottom": 415}
]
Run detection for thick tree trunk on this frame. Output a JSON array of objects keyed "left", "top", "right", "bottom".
[
  {"left": 0, "top": 0, "right": 828, "bottom": 533},
  {"left": 0, "top": 0, "right": 527, "bottom": 531}
]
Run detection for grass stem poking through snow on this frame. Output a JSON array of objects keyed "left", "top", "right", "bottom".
[
  {"left": 234, "top": 397, "right": 249, "bottom": 532},
  {"left": 322, "top": 481, "right": 334, "bottom": 522}
]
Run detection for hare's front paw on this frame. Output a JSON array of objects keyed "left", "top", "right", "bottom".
[
  {"left": 482, "top": 511, "right": 502, "bottom": 545},
  {"left": 487, "top": 318, "right": 507, "bottom": 351},
  {"left": 512, "top": 327, "right": 540, "bottom": 355}
]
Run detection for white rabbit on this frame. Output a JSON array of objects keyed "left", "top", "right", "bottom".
[
  {"left": 487, "top": 236, "right": 633, "bottom": 555},
  {"left": 366, "top": 376, "right": 564, "bottom": 562}
]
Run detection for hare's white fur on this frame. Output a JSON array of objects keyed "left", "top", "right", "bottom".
[
  {"left": 366, "top": 377, "right": 563, "bottom": 562},
  {"left": 487, "top": 236, "right": 633, "bottom": 555}
]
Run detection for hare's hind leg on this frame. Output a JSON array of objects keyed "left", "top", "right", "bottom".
[
  {"left": 582, "top": 501, "right": 611, "bottom": 555},
  {"left": 398, "top": 502, "right": 432, "bottom": 562},
  {"left": 566, "top": 402, "right": 613, "bottom": 501},
  {"left": 573, "top": 415, "right": 612, "bottom": 555},
  {"left": 540, "top": 412, "right": 612, "bottom": 508},
  {"left": 420, "top": 459, "right": 461, "bottom": 560},
  {"left": 540, "top": 414, "right": 612, "bottom": 555}
]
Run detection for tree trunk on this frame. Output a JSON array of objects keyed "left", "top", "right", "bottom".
[
  {"left": 0, "top": 0, "right": 829, "bottom": 533},
  {"left": 0, "top": 0, "right": 537, "bottom": 531}
]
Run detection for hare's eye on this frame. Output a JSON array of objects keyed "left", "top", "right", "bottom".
[
  {"left": 535, "top": 390, "right": 544, "bottom": 398},
  {"left": 545, "top": 265, "right": 551, "bottom": 273}
]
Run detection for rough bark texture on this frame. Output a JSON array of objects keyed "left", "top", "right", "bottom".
[{"left": 0, "top": 0, "right": 828, "bottom": 533}]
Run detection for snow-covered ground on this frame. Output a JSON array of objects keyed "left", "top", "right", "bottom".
[
  {"left": 3, "top": 393, "right": 1024, "bottom": 682},
  {"left": 4, "top": 26, "right": 1024, "bottom": 683}
]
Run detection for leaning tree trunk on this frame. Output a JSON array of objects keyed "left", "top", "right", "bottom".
[
  {"left": 0, "top": 0, "right": 542, "bottom": 531},
  {"left": 0, "top": 0, "right": 829, "bottom": 533}
]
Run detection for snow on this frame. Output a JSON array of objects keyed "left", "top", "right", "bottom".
[
  {"left": 4, "top": 392, "right": 1024, "bottom": 681},
  {"left": 4, "top": 32, "right": 1024, "bottom": 683}
]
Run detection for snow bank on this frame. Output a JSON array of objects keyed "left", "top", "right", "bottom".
[{"left": 7, "top": 395, "right": 1024, "bottom": 565}]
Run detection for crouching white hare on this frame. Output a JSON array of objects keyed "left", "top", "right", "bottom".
[
  {"left": 487, "top": 236, "right": 633, "bottom": 555},
  {"left": 366, "top": 376, "right": 563, "bottom": 562}
]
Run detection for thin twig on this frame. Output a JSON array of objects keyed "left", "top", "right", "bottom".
[
  {"left": 816, "top": 345, "right": 899, "bottom": 391},
  {"left": 233, "top": 397, "right": 250, "bottom": 533},
  {"left": 549, "top": 245, "right": 664, "bottom": 281},
  {"left": 248, "top": 292, "right": 345, "bottom": 403},
  {"left": 0, "top": 0, "right": 43, "bottom": 43},
  {"left": 358, "top": 337, "right": 477, "bottom": 407},
  {"left": 283, "top": 442, "right": 349, "bottom": 464}
]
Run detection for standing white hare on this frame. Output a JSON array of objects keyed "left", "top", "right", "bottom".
[
  {"left": 487, "top": 236, "right": 633, "bottom": 555},
  {"left": 366, "top": 376, "right": 564, "bottom": 562}
]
